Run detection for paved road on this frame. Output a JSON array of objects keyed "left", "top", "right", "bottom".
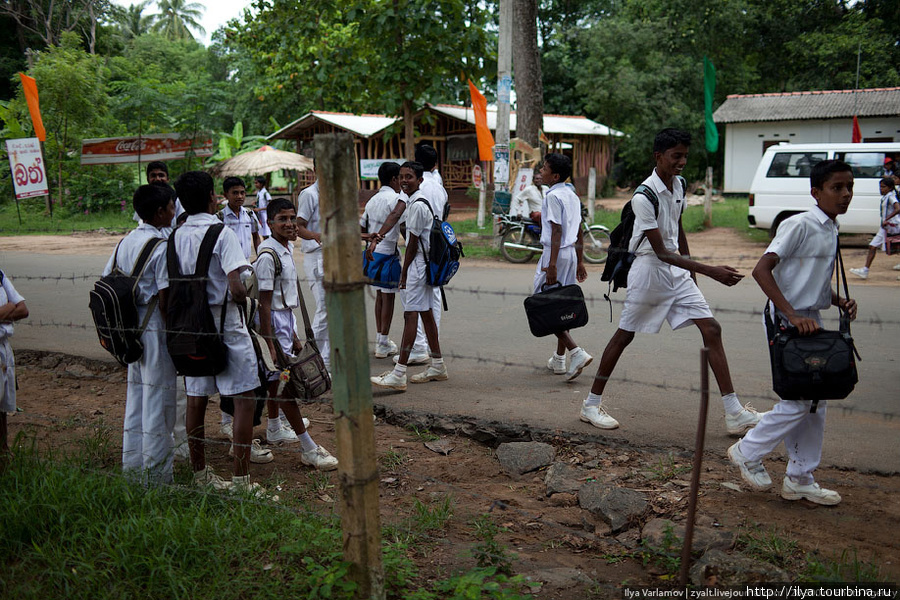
[{"left": 5, "top": 249, "right": 899, "bottom": 474}]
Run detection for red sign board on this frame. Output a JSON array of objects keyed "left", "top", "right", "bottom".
[
  {"left": 80, "top": 133, "right": 213, "bottom": 165},
  {"left": 472, "top": 164, "right": 483, "bottom": 188}
]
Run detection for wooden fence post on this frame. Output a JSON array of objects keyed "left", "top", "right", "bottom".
[{"left": 315, "top": 132, "right": 385, "bottom": 600}]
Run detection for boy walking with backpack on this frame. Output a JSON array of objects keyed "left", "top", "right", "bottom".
[
  {"left": 581, "top": 129, "right": 763, "bottom": 433},
  {"left": 255, "top": 198, "right": 338, "bottom": 470},
  {"left": 162, "top": 171, "right": 264, "bottom": 493},
  {"left": 538, "top": 153, "right": 593, "bottom": 382},
  {"left": 103, "top": 183, "right": 177, "bottom": 483},
  {"left": 728, "top": 160, "right": 858, "bottom": 505},
  {"left": 371, "top": 161, "right": 448, "bottom": 390}
]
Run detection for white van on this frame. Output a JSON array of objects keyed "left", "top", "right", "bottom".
[{"left": 748, "top": 142, "right": 900, "bottom": 235}]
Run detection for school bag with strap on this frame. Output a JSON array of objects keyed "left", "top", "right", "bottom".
[
  {"left": 246, "top": 247, "right": 282, "bottom": 300},
  {"left": 600, "top": 176, "right": 685, "bottom": 294},
  {"left": 413, "top": 198, "right": 464, "bottom": 304},
  {"left": 89, "top": 238, "right": 165, "bottom": 367},
  {"left": 165, "top": 223, "right": 229, "bottom": 377}
]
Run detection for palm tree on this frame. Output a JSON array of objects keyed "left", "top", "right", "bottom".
[
  {"left": 150, "top": 0, "right": 206, "bottom": 41},
  {"left": 111, "top": 1, "right": 153, "bottom": 41}
]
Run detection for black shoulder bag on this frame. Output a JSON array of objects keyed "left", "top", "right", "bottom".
[{"left": 764, "top": 241, "right": 861, "bottom": 413}]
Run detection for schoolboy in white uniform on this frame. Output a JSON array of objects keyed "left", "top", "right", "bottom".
[
  {"left": 133, "top": 161, "right": 185, "bottom": 228},
  {"left": 849, "top": 176, "right": 900, "bottom": 279},
  {"left": 253, "top": 176, "right": 272, "bottom": 238},
  {"left": 535, "top": 153, "right": 593, "bottom": 382},
  {"left": 218, "top": 176, "right": 262, "bottom": 260},
  {"left": 0, "top": 269, "right": 28, "bottom": 469},
  {"left": 296, "top": 173, "right": 331, "bottom": 370},
  {"left": 361, "top": 161, "right": 403, "bottom": 358},
  {"left": 255, "top": 198, "right": 338, "bottom": 471},
  {"left": 161, "top": 171, "right": 264, "bottom": 494},
  {"left": 104, "top": 183, "right": 177, "bottom": 484},
  {"left": 581, "top": 129, "right": 763, "bottom": 433},
  {"left": 371, "top": 161, "right": 448, "bottom": 391},
  {"left": 728, "top": 160, "right": 857, "bottom": 505}
]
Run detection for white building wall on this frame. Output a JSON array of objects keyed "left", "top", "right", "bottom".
[{"left": 722, "top": 117, "right": 900, "bottom": 193}]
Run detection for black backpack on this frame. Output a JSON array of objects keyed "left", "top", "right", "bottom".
[
  {"left": 165, "top": 223, "right": 228, "bottom": 377},
  {"left": 600, "top": 176, "right": 685, "bottom": 292},
  {"left": 89, "top": 237, "right": 165, "bottom": 367}
]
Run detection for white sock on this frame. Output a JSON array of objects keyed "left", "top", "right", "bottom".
[
  {"left": 859, "top": 266, "right": 869, "bottom": 272},
  {"left": 569, "top": 346, "right": 582, "bottom": 356},
  {"left": 393, "top": 363, "right": 408, "bottom": 377},
  {"left": 221, "top": 413, "right": 233, "bottom": 425},
  {"left": 298, "top": 431, "right": 316, "bottom": 452},
  {"left": 722, "top": 392, "right": 743, "bottom": 416},
  {"left": 553, "top": 352, "right": 565, "bottom": 362},
  {"left": 431, "top": 357, "right": 444, "bottom": 369},
  {"left": 584, "top": 392, "right": 603, "bottom": 408},
  {"left": 376, "top": 333, "right": 385, "bottom": 345},
  {"left": 279, "top": 409, "right": 288, "bottom": 422},
  {"left": 267, "top": 415, "right": 282, "bottom": 432}
]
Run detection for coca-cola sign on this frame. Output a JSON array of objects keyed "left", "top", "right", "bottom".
[{"left": 81, "top": 133, "right": 213, "bottom": 165}]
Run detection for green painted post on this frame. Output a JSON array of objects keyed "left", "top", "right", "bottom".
[{"left": 315, "top": 132, "right": 385, "bottom": 600}]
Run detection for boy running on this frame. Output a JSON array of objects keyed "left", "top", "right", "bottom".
[{"left": 849, "top": 177, "right": 900, "bottom": 279}]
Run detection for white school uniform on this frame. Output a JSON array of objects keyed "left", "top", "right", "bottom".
[
  {"left": 256, "top": 187, "right": 272, "bottom": 237},
  {"left": 532, "top": 182, "right": 581, "bottom": 293},
  {"left": 361, "top": 185, "right": 404, "bottom": 293},
  {"left": 160, "top": 214, "right": 257, "bottom": 398},
  {"left": 134, "top": 198, "right": 185, "bottom": 230},
  {"left": 219, "top": 205, "right": 260, "bottom": 260},
  {"left": 618, "top": 170, "right": 713, "bottom": 333},
  {"left": 867, "top": 192, "right": 900, "bottom": 250},
  {"left": 403, "top": 191, "right": 435, "bottom": 312},
  {"left": 0, "top": 271, "right": 24, "bottom": 413},
  {"left": 739, "top": 206, "right": 839, "bottom": 484},
  {"left": 297, "top": 181, "right": 330, "bottom": 369},
  {"left": 411, "top": 172, "right": 448, "bottom": 353},
  {"left": 254, "top": 237, "right": 300, "bottom": 381},
  {"left": 102, "top": 224, "right": 176, "bottom": 483}
]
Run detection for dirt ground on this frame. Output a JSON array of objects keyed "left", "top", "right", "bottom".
[{"left": 6, "top": 351, "right": 900, "bottom": 596}]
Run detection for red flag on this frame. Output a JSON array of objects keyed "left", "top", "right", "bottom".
[
  {"left": 851, "top": 116, "right": 861, "bottom": 143},
  {"left": 19, "top": 73, "right": 46, "bottom": 142},
  {"left": 468, "top": 79, "right": 494, "bottom": 161}
]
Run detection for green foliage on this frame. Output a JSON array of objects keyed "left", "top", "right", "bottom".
[
  {"left": 433, "top": 568, "right": 531, "bottom": 600},
  {"left": 801, "top": 549, "right": 888, "bottom": 583},
  {"left": 411, "top": 495, "right": 454, "bottom": 533},
  {"left": 151, "top": 0, "right": 206, "bottom": 41},
  {"left": 471, "top": 514, "right": 514, "bottom": 575},
  {"left": 647, "top": 453, "right": 691, "bottom": 481},
  {"left": 639, "top": 522, "right": 681, "bottom": 576},
  {"left": 738, "top": 525, "right": 801, "bottom": 569},
  {"left": 405, "top": 424, "right": 440, "bottom": 442}
]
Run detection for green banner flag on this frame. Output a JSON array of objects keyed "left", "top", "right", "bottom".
[{"left": 704, "top": 56, "right": 719, "bottom": 153}]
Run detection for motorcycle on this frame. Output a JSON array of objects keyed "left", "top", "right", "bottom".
[{"left": 496, "top": 210, "right": 611, "bottom": 264}]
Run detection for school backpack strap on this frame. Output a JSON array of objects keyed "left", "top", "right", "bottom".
[
  {"left": 256, "top": 247, "right": 282, "bottom": 278},
  {"left": 131, "top": 237, "right": 165, "bottom": 336}
]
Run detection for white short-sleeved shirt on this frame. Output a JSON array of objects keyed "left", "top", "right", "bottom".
[
  {"left": 297, "top": 181, "right": 322, "bottom": 254},
  {"left": 766, "top": 206, "right": 838, "bottom": 312},
  {"left": 360, "top": 186, "right": 403, "bottom": 254},
  {"left": 102, "top": 224, "right": 168, "bottom": 306},
  {"left": 405, "top": 190, "right": 433, "bottom": 257},
  {"left": 159, "top": 213, "right": 249, "bottom": 305},
  {"left": 257, "top": 187, "right": 271, "bottom": 211},
  {"left": 254, "top": 237, "right": 299, "bottom": 311},
  {"left": 631, "top": 169, "right": 685, "bottom": 255},
  {"left": 540, "top": 182, "right": 581, "bottom": 248},
  {"left": 219, "top": 205, "right": 260, "bottom": 260},
  {"left": 0, "top": 271, "right": 25, "bottom": 340},
  {"left": 880, "top": 192, "right": 900, "bottom": 234},
  {"left": 421, "top": 171, "right": 448, "bottom": 219},
  {"left": 134, "top": 198, "right": 185, "bottom": 229}
]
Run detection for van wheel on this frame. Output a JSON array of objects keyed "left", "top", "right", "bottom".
[{"left": 769, "top": 212, "right": 799, "bottom": 238}]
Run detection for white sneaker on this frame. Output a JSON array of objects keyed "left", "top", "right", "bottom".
[
  {"left": 781, "top": 477, "right": 841, "bottom": 505},
  {"left": 393, "top": 350, "right": 430, "bottom": 365},
  {"left": 220, "top": 422, "right": 233, "bottom": 440},
  {"left": 892, "top": 263, "right": 900, "bottom": 271},
  {"left": 370, "top": 370, "right": 407, "bottom": 391},
  {"left": 410, "top": 364, "right": 449, "bottom": 383},
  {"left": 231, "top": 474, "right": 273, "bottom": 499},
  {"left": 375, "top": 340, "right": 399, "bottom": 359},
  {"left": 173, "top": 441, "right": 190, "bottom": 460},
  {"left": 267, "top": 425, "right": 300, "bottom": 445},
  {"left": 580, "top": 404, "right": 619, "bottom": 429},
  {"left": 547, "top": 355, "right": 567, "bottom": 375},
  {"left": 727, "top": 442, "right": 772, "bottom": 491},
  {"left": 193, "top": 465, "right": 232, "bottom": 490},
  {"left": 279, "top": 418, "right": 309, "bottom": 431},
  {"left": 301, "top": 445, "right": 339, "bottom": 471},
  {"left": 229, "top": 438, "right": 275, "bottom": 464},
  {"left": 725, "top": 405, "right": 766, "bottom": 436},
  {"left": 849, "top": 267, "right": 869, "bottom": 280},
  {"left": 565, "top": 348, "right": 593, "bottom": 381}
]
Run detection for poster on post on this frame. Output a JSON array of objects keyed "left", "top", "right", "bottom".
[
  {"left": 6, "top": 137, "right": 48, "bottom": 199},
  {"left": 493, "top": 144, "right": 509, "bottom": 184}
]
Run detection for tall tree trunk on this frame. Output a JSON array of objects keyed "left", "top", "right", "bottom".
[
  {"left": 403, "top": 99, "right": 414, "bottom": 160},
  {"left": 512, "top": 0, "right": 543, "bottom": 148}
]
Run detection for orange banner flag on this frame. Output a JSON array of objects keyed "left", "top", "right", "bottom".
[
  {"left": 19, "top": 73, "right": 46, "bottom": 142},
  {"left": 468, "top": 79, "right": 494, "bottom": 161}
]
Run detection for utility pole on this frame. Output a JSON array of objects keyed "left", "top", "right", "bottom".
[{"left": 494, "top": 0, "right": 512, "bottom": 193}]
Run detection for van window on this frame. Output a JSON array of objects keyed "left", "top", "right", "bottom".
[
  {"left": 834, "top": 152, "right": 888, "bottom": 178},
  {"left": 765, "top": 152, "right": 827, "bottom": 178}
]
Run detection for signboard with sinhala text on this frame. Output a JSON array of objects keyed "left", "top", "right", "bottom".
[{"left": 6, "top": 137, "right": 48, "bottom": 199}]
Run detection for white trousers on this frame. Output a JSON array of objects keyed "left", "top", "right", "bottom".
[
  {"left": 739, "top": 400, "right": 827, "bottom": 485},
  {"left": 173, "top": 377, "right": 187, "bottom": 447},
  {"left": 123, "top": 307, "right": 177, "bottom": 483},
  {"left": 413, "top": 286, "right": 442, "bottom": 354},
  {"left": 304, "top": 251, "right": 330, "bottom": 369}
]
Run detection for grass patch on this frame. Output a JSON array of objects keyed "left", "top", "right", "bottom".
[
  {"left": 471, "top": 514, "right": 515, "bottom": 575},
  {"left": 801, "top": 549, "right": 889, "bottom": 583},
  {"left": 411, "top": 495, "right": 454, "bottom": 533},
  {"left": 0, "top": 198, "right": 136, "bottom": 235},
  {"left": 647, "top": 453, "right": 691, "bottom": 482},
  {"left": 404, "top": 424, "right": 440, "bottom": 442},
  {"left": 737, "top": 525, "right": 801, "bottom": 569}
]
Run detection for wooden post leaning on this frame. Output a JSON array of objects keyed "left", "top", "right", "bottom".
[{"left": 315, "top": 132, "right": 385, "bottom": 600}]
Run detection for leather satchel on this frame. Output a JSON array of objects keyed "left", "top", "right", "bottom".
[
  {"left": 764, "top": 243, "right": 860, "bottom": 412},
  {"left": 523, "top": 283, "right": 589, "bottom": 338},
  {"left": 273, "top": 276, "right": 331, "bottom": 400}
]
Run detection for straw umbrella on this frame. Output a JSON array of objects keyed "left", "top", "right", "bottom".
[{"left": 208, "top": 145, "right": 314, "bottom": 177}]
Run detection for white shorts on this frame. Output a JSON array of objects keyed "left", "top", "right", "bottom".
[
  {"left": 265, "top": 309, "right": 297, "bottom": 382},
  {"left": 185, "top": 302, "right": 260, "bottom": 397},
  {"left": 533, "top": 246, "right": 577, "bottom": 293},
  {"left": 402, "top": 256, "right": 433, "bottom": 312},
  {"left": 618, "top": 255, "right": 713, "bottom": 333},
  {"left": 374, "top": 286, "right": 398, "bottom": 295},
  {"left": 0, "top": 339, "right": 15, "bottom": 413}
]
